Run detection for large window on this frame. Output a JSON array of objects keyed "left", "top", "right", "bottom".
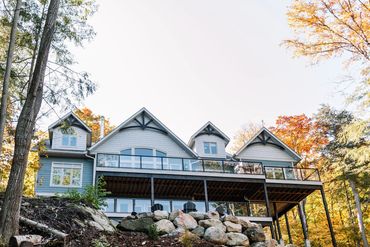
[
  {"left": 134, "top": 199, "right": 151, "bottom": 213},
  {"left": 204, "top": 142, "right": 217, "bottom": 154},
  {"left": 51, "top": 163, "right": 82, "bottom": 187},
  {"left": 117, "top": 199, "right": 133, "bottom": 212},
  {"left": 119, "top": 148, "right": 167, "bottom": 169},
  {"left": 62, "top": 134, "right": 77, "bottom": 147}
]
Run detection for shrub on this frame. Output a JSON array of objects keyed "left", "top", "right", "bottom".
[
  {"left": 60, "top": 176, "right": 110, "bottom": 209},
  {"left": 147, "top": 224, "right": 159, "bottom": 240},
  {"left": 92, "top": 236, "right": 110, "bottom": 247},
  {"left": 180, "top": 230, "right": 198, "bottom": 247}
]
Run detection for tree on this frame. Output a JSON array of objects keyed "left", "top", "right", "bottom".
[
  {"left": 0, "top": 0, "right": 22, "bottom": 155},
  {"left": 284, "top": 0, "right": 369, "bottom": 65},
  {"left": 229, "top": 122, "right": 261, "bottom": 153},
  {"left": 74, "top": 107, "right": 115, "bottom": 143},
  {"left": 284, "top": 0, "right": 370, "bottom": 110},
  {"left": 0, "top": 0, "right": 97, "bottom": 157},
  {"left": 0, "top": 0, "right": 61, "bottom": 242},
  {"left": 316, "top": 105, "right": 369, "bottom": 247},
  {"left": 270, "top": 114, "right": 328, "bottom": 168}
]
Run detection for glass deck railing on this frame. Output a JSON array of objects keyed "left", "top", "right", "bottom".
[
  {"left": 264, "top": 166, "right": 320, "bottom": 181},
  {"left": 97, "top": 153, "right": 264, "bottom": 175},
  {"left": 96, "top": 153, "right": 320, "bottom": 181}
]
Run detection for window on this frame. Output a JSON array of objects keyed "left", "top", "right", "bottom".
[
  {"left": 117, "top": 199, "right": 133, "bottom": 213},
  {"left": 119, "top": 148, "right": 167, "bottom": 169},
  {"left": 103, "top": 198, "right": 115, "bottom": 212},
  {"left": 134, "top": 199, "right": 151, "bottom": 213},
  {"left": 204, "top": 142, "right": 217, "bottom": 154},
  {"left": 51, "top": 163, "right": 82, "bottom": 187},
  {"left": 62, "top": 134, "right": 77, "bottom": 147}
]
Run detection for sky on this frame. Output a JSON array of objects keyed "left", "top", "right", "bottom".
[{"left": 49, "top": 0, "right": 348, "bottom": 144}]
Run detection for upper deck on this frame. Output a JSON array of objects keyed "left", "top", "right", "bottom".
[{"left": 95, "top": 153, "right": 321, "bottom": 185}]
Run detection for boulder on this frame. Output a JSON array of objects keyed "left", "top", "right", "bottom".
[
  {"left": 189, "top": 211, "right": 205, "bottom": 221},
  {"left": 222, "top": 215, "right": 240, "bottom": 224},
  {"left": 169, "top": 209, "right": 182, "bottom": 221},
  {"left": 138, "top": 212, "right": 153, "bottom": 218},
  {"left": 204, "top": 226, "right": 228, "bottom": 245},
  {"left": 126, "top": 215, "right": 137, "bottom": 220},
  {"left": 250, "top": 242, "right": 267, "bottom": 247},
  {"left": 244, "top": 226, "right": 266, "bottom": 243},
  {"left": 80, "top": 206, "right": 115, "bottom": 232},
  {"left": 154, "top": 219, "right": 175, "bottom": 234},
  {"left": 191, "top": 226, "right": 205, "bottom": 237},
  {"left": 224, "top": 221, "right": 242, "bottom": 233},
  {"left": 205, "top": 211, "right": 220, "bottom": 220},
  {"left": 226, "top": 232, "right": 250, "bottom": 246},
  {"left": 199, "top": 219, "right": 226, "bottom": 232},
  {"left": 118, "top": 217, "right": 154, "bottom": 232},
  {"left": 110, "top": 219, "right": 119, "bottom": 227},
  {"left": 153, "top": 210, "right": 169, "bottom": 221},
  {"left": 163, "top": 227, "right": 185, "bottom": 237},
  {"left": 239, "top": 218, "right": 254, "bottom": 230},
  {"left": 173, "top": 213, "right": 198, "bottom": 230},
  {"left": 265, "top": 239, "right": 279, "bottom": 247}
]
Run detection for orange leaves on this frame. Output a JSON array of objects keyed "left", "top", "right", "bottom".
[
  {"left": 74, "top": 107, "right": 115, "bottom": 143},
  {"left": 270, "top": 114, "right": 328, "bottom": 167},
  {"left": 283, "top": 0, "right": 370, "bottom": 64}
]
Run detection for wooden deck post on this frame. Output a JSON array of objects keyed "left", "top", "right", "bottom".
[
  {"left": 298, "top": 202, "right": 310, "bottom": 247},
  {"left": 150, "top": 177, "right": 154, "bottom": 207},
  {"left": 284, "top": 213, "right": 293, "bottom": 244},
  {"left": 204, "top": 180, "right": 209, "bottom": 212},
  {"left": 274, "top": 203, "right": 283, "bottom": 244},
  {"left": 270, "top": 222, "right": 276, "bottom": 240},
  {"left": 263, "top": 183, "right": 271, "bottom": 217},
  {"left": 320, "top": 187, "right": 337, "bottom": 247}
]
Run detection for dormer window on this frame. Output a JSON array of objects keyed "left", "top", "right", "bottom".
[
  {"left": 62, "top": 134, "right": 77, "bottom": 147},
  {"left": 204, "top": 142, "right": 217, "bottom": 154}
]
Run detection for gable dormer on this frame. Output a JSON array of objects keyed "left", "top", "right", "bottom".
[
  {"left": 189, "top": 122, "right": 230, "bottom": 159},
  {"left": 234, "top": 127, "right": 301, "bottom": 164},
  {"left": 48, "top": 112, "right": 92, "bottom": 151}
]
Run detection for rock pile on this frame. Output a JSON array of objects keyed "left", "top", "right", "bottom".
[{"left": 118, "top": 210, "right": 289, "bottom": 247}]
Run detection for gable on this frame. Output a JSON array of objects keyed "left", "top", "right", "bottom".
[
  {"left": 89, "top": 108, "right": 198, "bottom": 157},
  {"left": 234, "top": 128, "right": 301, "bottom": 162},
  {"left": 189, "top": 122, "right": 230, "bottom": 148}
]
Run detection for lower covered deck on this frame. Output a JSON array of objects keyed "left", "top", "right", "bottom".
[{"left": 98, "top": 172, "right": 323, "bottom": 228}]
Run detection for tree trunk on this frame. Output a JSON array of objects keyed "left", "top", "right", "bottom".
[
  {"left": 0, "top": 0, "right": 23, "bottom": 155},
  {"left": 349, "top": 179, "right": 369, "bottom": 247},
  {"left": 0, "top": 0, "right": 60, "bottom": 242},
  {"left": 343, "top": 180, "right": 360, "bottom": 247}
]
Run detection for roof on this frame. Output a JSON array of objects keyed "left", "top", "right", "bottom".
[
  {"left": 89, "top": 108, "right": 199, "bottom": 157},
  {"left": 188, "top": 121, "right": 230, "bottom": 147},
  {"left": 48, "top": 112, "right": 91, "bottom": 133},
  {"left": 234, "top": 127, "right": 302, "bottom": 161}
]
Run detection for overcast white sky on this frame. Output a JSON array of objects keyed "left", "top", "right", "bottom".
[{"left": 48, "top": 0, "right": 348, "bottom": 143}]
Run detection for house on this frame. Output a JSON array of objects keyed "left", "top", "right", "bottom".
[{"left": 36, "top": 108, "right": 336, "bottom": 245}]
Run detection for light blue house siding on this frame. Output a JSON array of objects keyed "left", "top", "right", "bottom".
[{"left": 35, "top": 157, "right": 94, "bottom": 194}]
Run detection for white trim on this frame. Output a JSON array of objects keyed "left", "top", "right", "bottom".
[
  {"left": 89, "top": 108, "right": 198, "bottom": 157},
  {"left": 234, "top": 127, "right": 302, "bottom": 160},
  {"left": 36, "top": 192, "right": 56, "bottom": 196},
  {"left": 237, "top": 216, "right": 272, "bottom": 222},
  {"left": 188, "top": 121, "right": 230, "bottom": 147},
  {"left": 265, "top": 179, "right": 322, "bottom": 186},
  {"left": 48, "top": 112, "right": 92, "bottom": 132},
  {"left": 50, "top": 162, "right": 83, "bottom": 188}
]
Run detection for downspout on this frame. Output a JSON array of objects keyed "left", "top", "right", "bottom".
[{"left": 85, "top": 152, "right": 96, "bottom": 186}]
